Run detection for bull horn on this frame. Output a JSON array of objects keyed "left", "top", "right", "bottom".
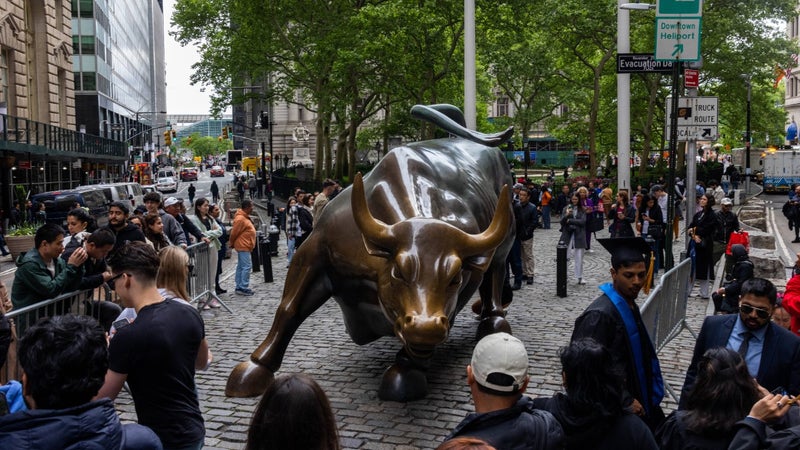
[
  {"left": 459, "top": 185, "right": 512, "bottom": 256},
  {"left": 351, "top": 172, "right": 395, "bottom": 248}
]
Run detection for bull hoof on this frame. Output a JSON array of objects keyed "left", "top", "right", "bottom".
[
  {"left": 470, "top": 297, "right": 512, "bottom": 315},
  {"left": 476, "top": 316, "right": 512, "bottom": 341},
  {"left": 378, "top": 363, "right": 428, "bottom": 402},
  {"left": 225, "top": 360, "right": 275, "bottom": 397}
]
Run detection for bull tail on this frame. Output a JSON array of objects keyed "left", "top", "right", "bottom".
[{"left": 410, "top": 104, "right": 514, "bottom": 147}]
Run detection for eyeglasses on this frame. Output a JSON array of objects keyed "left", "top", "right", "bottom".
[{"left": 740, "top": 303, "right": 771, "bottom": 319}]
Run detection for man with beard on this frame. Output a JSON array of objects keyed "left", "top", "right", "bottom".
[
  {"left": 104, "top": 201, "right": 145, "bottom": 254},
  {"left": 571, "top": 237, "right": 665, "bottom": 431},
  {"left": 680, "top": 278, "right": 800, "bottom": 408}
]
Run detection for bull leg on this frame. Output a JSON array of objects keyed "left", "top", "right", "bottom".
[
  {"left": 379, "top": 349, "right": 429, "bottom": 402},
  {"left": 476, "top": 263, "right": 511, "bottom": 340},
  {"left": 226, "top": 238, "right": 333, "bottom": 397}
]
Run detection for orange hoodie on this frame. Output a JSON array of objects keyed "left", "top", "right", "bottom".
[{"left": 230, "top": 209, "right": 256, "bottom": 252}]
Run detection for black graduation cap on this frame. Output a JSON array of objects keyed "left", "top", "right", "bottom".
[{"left": 597, "top": 237, "right": 653, "bottom": 268}]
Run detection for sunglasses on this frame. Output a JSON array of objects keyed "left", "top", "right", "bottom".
[
  {"left": 108, "top": 272, "right": 128, "bottom": 291},
  {"left": 740, "top": 303, "right": 771, "bottom": 319}
]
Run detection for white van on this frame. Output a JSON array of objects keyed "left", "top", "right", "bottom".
[
  {"left": 157, "top": 167, "right": 177, "bottom": 182},
  {"left": 99, "top": 182, "right": 145, "bottom": 206}
]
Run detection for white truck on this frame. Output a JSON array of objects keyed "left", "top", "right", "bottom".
[{"left": 760, "top": 149, "right": 800, "bottom": 194}]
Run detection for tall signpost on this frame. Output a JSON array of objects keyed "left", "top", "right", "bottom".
[{"left": 655, "top": 0, "right": 703, "bottom": 270}]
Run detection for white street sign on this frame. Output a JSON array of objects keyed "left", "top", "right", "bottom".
[
  {"left": 665, "top": 96, "right": 718, "bottom": 141},
  {"left": 655, "top": 17, "right": 702, "bottom": 62}
]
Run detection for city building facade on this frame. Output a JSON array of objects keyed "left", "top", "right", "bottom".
[{"left": 0, "top": 0, "right": 126, "bottom": 216}]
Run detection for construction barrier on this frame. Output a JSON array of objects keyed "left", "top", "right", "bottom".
[{"left": 640, "top": 256, "right": 697, "bottom": 402}]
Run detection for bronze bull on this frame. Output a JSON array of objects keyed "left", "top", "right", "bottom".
[{"left": 226, "top": 105, "right": 515, "bottom": 401}]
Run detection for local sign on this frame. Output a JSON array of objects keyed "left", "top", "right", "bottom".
[
  {"left": 665, "top": 96, "right": 718, "bottom": 141},
  {"left": 616, "top": 53, "right": 676, "bottom": 74}
]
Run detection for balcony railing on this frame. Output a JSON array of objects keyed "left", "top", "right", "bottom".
[{"left": 0, "top": 113, "right": 128, "bottom": 159}]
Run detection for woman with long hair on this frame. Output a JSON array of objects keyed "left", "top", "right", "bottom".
[
  {"left": 209, "top": 203, "right": 227, "bottom": 294},
  {"left": 144, "top": 212, "right": 172, "bottom": 252},
  {"left": 656, "top": 347, "right": 761, "bottom": 449},
  {"left": 689, "top": 193, "right": 719, "bottom": 298},
  {"left": 190, "top": 197, "right": 222, "bottom": 308},
  {"left": 246, "top": 373, "right": 340, "bottom": 450},
  {"left": 607, "top": 190, "right": 636, "bottom": 238},
  {"left": 533, "top": 339, "right": 657, "bottom": 449},
  {"left": 576, "top": 186, "right": 595, "bottom": 251},
  {"left": 639, "top": 194, "right": 665, "bottom": 271},
  {"left": 559, "top": 194, "right": 587, "bottom": 284},
  {"left": 62, "top": 208, "right": 97, "bottom": 258}
]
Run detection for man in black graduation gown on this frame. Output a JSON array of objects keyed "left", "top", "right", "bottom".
[{"left": 571, "top": 237, "right": 665, "bottom": 431}]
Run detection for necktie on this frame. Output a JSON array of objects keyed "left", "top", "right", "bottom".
[{"left": 738, "top": 331, "right": 753, "bottom": 358}]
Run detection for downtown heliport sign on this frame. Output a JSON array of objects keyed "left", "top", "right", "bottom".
[{"left": 654, "top": 0, "right": 703, "bottom": 62}]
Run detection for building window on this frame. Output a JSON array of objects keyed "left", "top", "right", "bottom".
[
  {"left": 82, "top": 73, "right": 96, "bottom": 91},
  {"left": 55, "top": 0, "right": 64, "bottom": 30},
  {"left": 497, "top": 97, "right": 509, "bottom": 117},
  {"left": 0, "top": 49, "right": 14, "bottom": 115}
]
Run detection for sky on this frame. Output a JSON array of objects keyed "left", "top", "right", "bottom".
[{"left": 163, "top": 0, "right": 213, "bottom": 115}]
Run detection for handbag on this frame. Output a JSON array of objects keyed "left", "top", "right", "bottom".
[
  {"left": 726, "top": 230, "right": 750, "bottom": 255},
  {"left": 588, "top": 212, "right": 605, "bottom": 233},
  {"left": 648, "top": 221, "right": 665, "bottom": 240}
]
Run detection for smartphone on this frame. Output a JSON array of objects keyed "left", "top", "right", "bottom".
[{"left": 113, "top": 318, "right": 131, "bottom": 331}]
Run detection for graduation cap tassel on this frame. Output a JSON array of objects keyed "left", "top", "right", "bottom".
[{"left": 643, "top": 252, "right": 656, "bottom": 295}]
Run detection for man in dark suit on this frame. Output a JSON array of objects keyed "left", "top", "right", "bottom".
[{"left": 680, "top": 278, "right": 800, "bottom": 409}]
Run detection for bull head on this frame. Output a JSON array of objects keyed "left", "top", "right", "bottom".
[{"left": 351, "top": 173, "right": 511, "bottom": 357}]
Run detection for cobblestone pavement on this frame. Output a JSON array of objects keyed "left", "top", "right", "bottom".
[{"left": 109, "top": 218, "right": 707, "bottom": 450}]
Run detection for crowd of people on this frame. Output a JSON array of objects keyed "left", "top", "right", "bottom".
[{"left": 4, "top": 169, "right": 800, "bottom": 449}]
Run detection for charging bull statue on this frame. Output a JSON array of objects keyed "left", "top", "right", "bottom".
[{"left": 226, "top": 104, "right": 515, "bottom": 401}]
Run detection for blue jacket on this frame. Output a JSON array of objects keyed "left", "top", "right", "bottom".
[{"left": 0, "top": 398, "right": 162, "bottom": 449}]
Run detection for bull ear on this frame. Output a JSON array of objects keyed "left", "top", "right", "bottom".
[
  {"left": 463, "top": 254, "right": 493, "bottom": 273},
  {"left": 361, "top": 236, "right": 393, "bottom": 259}
]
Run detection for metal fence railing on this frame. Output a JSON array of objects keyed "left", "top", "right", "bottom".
[
  {"left": 640, "top": 256, "right": 697, "bottom": 402},
  {"left": 186, "top": 242, "right": 231, "bottom": 313},
  {"left": 0, "top": 287, "right": 109, "bottom": 383}
]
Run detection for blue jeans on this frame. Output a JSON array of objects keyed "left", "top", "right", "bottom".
[
  {"left": 235, "top": 250, "right": 252, "bottom": 291},
  {"left": 287, "top": 237, "right": 296, "bottom": 263},
  {"left": 542, "top": 205, "right": 551, "bottom": 229}
]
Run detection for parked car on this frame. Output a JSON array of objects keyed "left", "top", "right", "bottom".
[
  {"left": 180, "top": 168, "right": 198, "bottom": 181},
  {"left": 156, "top": 177, "right": 178, "bottom": 193},
  {"left": 141, "top": 184, "right": 157, "bottom": 195},
  {"left": 210, "top": 165, "right": 225, "bottom": 177},
  {"left": 31, "top": 188, "right": 110, "bottom": 228}
]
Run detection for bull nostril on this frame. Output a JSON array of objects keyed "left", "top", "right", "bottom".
[
  {"left": 437, "top": 316, "right": 448, "bottom": 328},
  {"left": 404, "top": 315, "right": 414, "bottom": 325}
]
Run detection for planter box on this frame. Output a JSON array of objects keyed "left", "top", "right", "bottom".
[{"left": 6, "top": 235, "right": 34, "bottom": 260}]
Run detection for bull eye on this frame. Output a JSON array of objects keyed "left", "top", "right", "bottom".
[
  {"left": 450, "top": 273, "right": 462, "bottom": 287},
  {"left": 391, "top": 265, "right": 404, "bottom": 282}
]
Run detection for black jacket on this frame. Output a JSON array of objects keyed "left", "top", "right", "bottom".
[
  {"left": 104, "top": 223, "right": 146, "bottom": 254},
  {"left": 519, "top": 201, "right": 539, "bottom": 241},
  {"left": 656, "top": 410, "right": 732, "bottom": 450},
  {"left": 714, "top": 210, "right": 740, "bottom": 243},
  {"left": 532, "top": 393, "right": 657, "bottom": 450},
  {"left": 728, "top": 417, "right": 800, "bottom": 450},
  {"left": 445, "top": 396, "right": 563, "bottom": 450}
]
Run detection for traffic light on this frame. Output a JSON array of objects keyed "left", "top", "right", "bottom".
[
  {"left": 186, "top": 136, "right": 193, "bottom": 145},
  {"left": 259, "top": 112, "right": 269, "bottom": 129},
  {"left": 222, "top": 126, "right": 229, "bottom": 139},
  {"left": 164, "top": 131, "right": 172, "bottom": 146},
  {"left": 171, "top": 130, "right": 177, "bottom": 139}
]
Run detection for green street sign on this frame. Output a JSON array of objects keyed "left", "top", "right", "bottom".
[{"left": 657, "top": 0, "right": 703, "bottom": 16}]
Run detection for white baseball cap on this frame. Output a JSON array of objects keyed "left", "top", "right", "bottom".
[
  {"left": 721, "top": 197, "right": 733, "bottom": 206},
  {"left": 470, "top": 332, "right": 529, "bottom": 392},
  {"left": 164, "top": 197, "right": 181, "bottom": 207}
]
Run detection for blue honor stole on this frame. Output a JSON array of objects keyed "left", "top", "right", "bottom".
[{"left": 599, "top": 282, "right": 664, "bottom": 414}]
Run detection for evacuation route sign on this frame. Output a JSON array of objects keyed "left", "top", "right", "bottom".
[{"left": 654, "top": 17, "right": 702, "bottom": 62}]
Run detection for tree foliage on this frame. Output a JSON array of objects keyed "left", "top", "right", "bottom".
[{"left": 171, "top": 0, "right": 798, "bottom": 181}]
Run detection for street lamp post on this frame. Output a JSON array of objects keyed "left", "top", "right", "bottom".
[{"left": 741, "top": 74, "right": 752, "bottom": 195}]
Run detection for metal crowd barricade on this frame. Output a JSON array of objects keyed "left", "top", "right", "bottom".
[
  {"left": 1, "top": 288, "right": 100, "bottom": 384},
  {"left": 186, "top": 242, "right": 231, "bottom": 313},
  {"left": 640, "top": 257, "right": 698, "bottom": 402}
]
